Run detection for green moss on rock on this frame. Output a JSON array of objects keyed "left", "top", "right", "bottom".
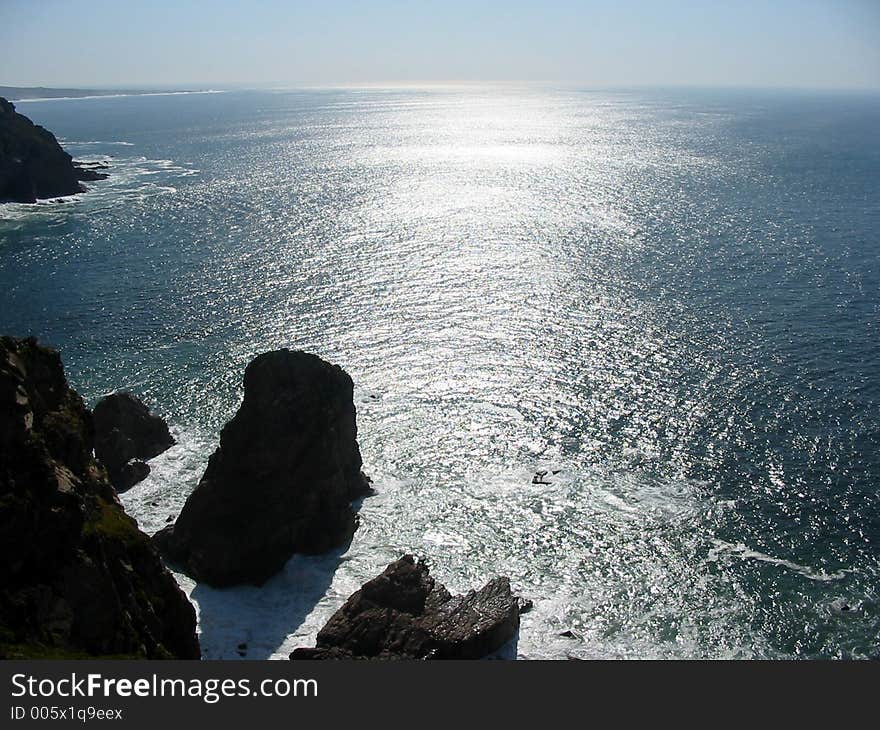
[{"left": 82, "top": 498, "right": 149, "bottom": 549}]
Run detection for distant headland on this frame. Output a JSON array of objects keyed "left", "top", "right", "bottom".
[
  {"left": 0, "top": 97, "right": 108, "bottom": 203},
  {"left": 0, "top": 85, "right": 219, "bottom": 101}
]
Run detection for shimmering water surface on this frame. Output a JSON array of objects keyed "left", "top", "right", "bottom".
[{"left": 2, "top": 87, "right": 879, "bottom": 658}]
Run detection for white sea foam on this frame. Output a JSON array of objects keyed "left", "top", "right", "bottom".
[
  {"left": 62, "top": 140, "right": 135, "bottom": 146},
  {"left": 707, "top": 539, "right": 850, "bottom": 582},
  {"left": 121, "top": 431, "right": 744, "bottom": 660},
  {"left": 118, "top": 426, "right": 214, "bottom": 536}
]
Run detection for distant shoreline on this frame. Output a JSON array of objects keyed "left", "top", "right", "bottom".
[{"left": 0, "top": 86, "right": 223, "bottom": 102}]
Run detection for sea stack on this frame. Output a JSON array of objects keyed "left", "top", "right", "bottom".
[
  {"left": 155, "top": 349, "right": 372, "bottom": 587},
  {"left": 93, "top": 392, "right": 175, "bottom": 492},
  {"left": 0, "top": 336, "right": 199, "bottom": 659},
  {"left": 0, "top": 96, "right": 107, "bottom": 203},
  {"left": 290, "top": 555, "right": 523, "bottom": 660}
]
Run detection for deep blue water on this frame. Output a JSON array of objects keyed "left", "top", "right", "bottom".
[{"left": 1, "top": 87, "right": 879, "bottom": 658}]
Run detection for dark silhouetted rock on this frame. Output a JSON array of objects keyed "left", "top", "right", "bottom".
[
  {"left": 154, "top": 349, "right": 372, "bottom": 587},
  {"left": 78, "top": 164, "right": 107, "bottom": 182},
  {"left": 0, "top": 336, "right": 199, "bottom": 659},
  {"left": 72, "top": 161, "right": 109, "bottom": 182},
  {"left": 290, "top": 555, "right": 522, "bottom": 660},
  {"left": 115, "top": 459, "right": 151, "bottom": 492},
  {"left": 93, "top": 392, "right": 174, "bottom": 492}
]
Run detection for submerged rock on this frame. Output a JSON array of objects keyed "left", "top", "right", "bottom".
[
  {"left": 0, "top": 97, "right": 107, "bottom": 203},
  {"left": 290, "top": 555, "right": 522, "bottom": 660},
  {"left": 155, "top": 349, "right": 372, "bottom": 587},
  {"left": 0, "top": 336, "right": 199, "bottom": 659},
  {"left": 93, "top": 392, "right": 175, "bottom": 492}
]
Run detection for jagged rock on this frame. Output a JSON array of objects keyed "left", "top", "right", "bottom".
[
  {"left": 93, "top": 392, "right": 174, "bottom": 492},
  {"left": 290, "top": 555, "right": 522, "bottom": 660},
  {"left": 0, "top": 97, "right": 107, "bottom": 203},
  {"left": 0, "top": 336, "right": 199, "bottom": 659},
  {"left": 155, "top": 349, "right": 372, "bottom": 587}
]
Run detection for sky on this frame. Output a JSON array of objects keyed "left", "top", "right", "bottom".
[{"left": 1, "top": 0, "right": 879, "bottom": 89}]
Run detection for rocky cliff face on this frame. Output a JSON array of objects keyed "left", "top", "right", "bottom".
[
  {"left": 93, "top": 392, "right": 175, "bottom": 492},
  {"left": 155, "top": 349, "right": 372, "bottom": 587},
  {"left": 0, "top": 97, "right": 107, "bottom": 203},
  {"left": 290, "top": 555, "right": 523, "bottom": 660},
  {"left": 0, "top": 337, "right": 199, "bottom": 659}
]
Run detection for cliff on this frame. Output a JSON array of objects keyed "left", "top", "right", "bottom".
[
  {"left": 0, "top": 337, "right": 199, "bottom": 659},
  {"left": 0, "top": 97, "right": 107, "bottom": 204}
]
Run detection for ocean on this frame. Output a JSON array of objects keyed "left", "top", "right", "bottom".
[{"left": 1, "top": 86, "right": 878, "bottom": 659}]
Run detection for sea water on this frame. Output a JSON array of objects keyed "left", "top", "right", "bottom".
[{"left": 1, "top": 86, "right": 879, "bottom": 658}]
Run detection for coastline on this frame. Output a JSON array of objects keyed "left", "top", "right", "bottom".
[{"left": 12, "top": 90, "right": 227, "bottom": 103}]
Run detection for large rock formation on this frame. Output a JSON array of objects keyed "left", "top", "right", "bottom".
[
  {"left": 290, "top": 555, "right": 523, "bottom": 660},
  {"left": 155, "top": 349, "right": 372, "bottom": 587},
  {"left": 0, "top": 97, "right": 108, "bottom": 204},
  {"left": 0, "top": 336, "right": 199, "bottom": 659},
  {"left": 93, "top": 392, "right": 175, "bottom": 492}
]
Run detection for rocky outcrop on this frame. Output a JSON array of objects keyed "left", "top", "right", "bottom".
[
  {"left": 0, "top": 336, "right": 199, "bottom": 659},
  {"left": 73, "top": 160, "right": 110, "bottom": 182},
  {"left": 290, "top": 555, "right": 522, "bottom": 660},
  {"left": 155, "top": 349, "right": 372, "bottom": 587},
  {"left": 0, "top": 97, "right": 107, "bottom": 203},
  {"left": 93, "top": 392, "right": 175, "bottom": 492}
]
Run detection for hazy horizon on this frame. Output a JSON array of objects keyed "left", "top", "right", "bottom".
[{"left": 2, "top": 0, "right": 879, "bottom": 91}]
